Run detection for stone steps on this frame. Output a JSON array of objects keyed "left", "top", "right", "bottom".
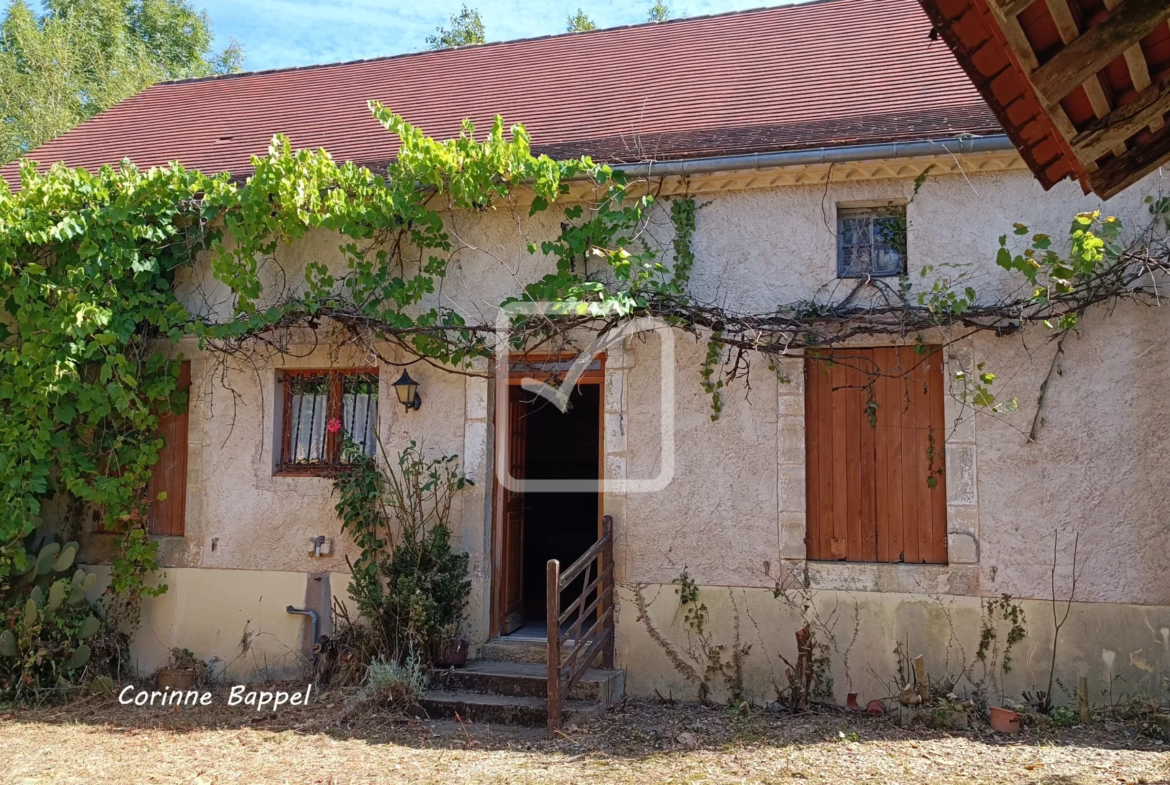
[
  {"left": 417, "top": 690, "right": 602, "bottom": 726},
  {"left": 429, "top": 660, "right": 624, "bottom": 703},
  {"left": 419, "top": 642, "right": 625, "bottom": 727},
  {"left": 477, "top": 637, "right": 548, "bottom": 664}
]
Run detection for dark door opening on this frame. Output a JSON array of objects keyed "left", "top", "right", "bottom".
[
  {"left": 495, "top": 377, "right": 601, "bottom": 638},
  {"left": 521, "top": 384, "right": 600, "bottom": 625}
]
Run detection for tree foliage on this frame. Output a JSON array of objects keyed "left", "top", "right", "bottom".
[
  {"left": 425, "top": 4, "right": 485, "bottom": 49},
  {"left": 567, "top": 8, "right": 596, "bottom": 31},
  {"left": 648, "top": 0, "right": 670, "bottom": 22},
  {"left": 0, "top": 0, "right": 243, "bottom": 164}
]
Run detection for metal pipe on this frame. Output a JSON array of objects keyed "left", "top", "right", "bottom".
[
  {"left": 286, "top": 605, "right": 320, "bottom": 647},
  {"left": 610, "top": 134, "right": 1016, "bottom": 178}
]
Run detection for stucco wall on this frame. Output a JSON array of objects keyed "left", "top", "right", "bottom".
[
  {"left": 105, "top": 156, "right": 1170, "bottom": 690},
  {"left": 87, "top": 566, "right": 311, "bottom": 681},
  {"left": 616, "top": 584, "right": 1170, "bottom": 707}
]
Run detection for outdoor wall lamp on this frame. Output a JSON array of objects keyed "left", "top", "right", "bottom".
[{"left": 391, "top": 369, "right": 422, "bottom": 412}]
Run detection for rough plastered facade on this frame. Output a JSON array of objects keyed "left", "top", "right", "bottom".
[{"left": 84, "top": 147, "right": 1170, "bottom": 707}]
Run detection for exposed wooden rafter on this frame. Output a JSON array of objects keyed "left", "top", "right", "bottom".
[
  {"left": 1071, "top": 77, "right": 1170, "bottom": 161},
  {"left": 922, "top": 0, "right": 1170, "bottom": 197},
  {"left": 985, "top": 0, "right": 1082, "bottom": 157},
  {"left": 995, "top": 0, "right": 1036, "bottom": 16},
  {"left": 1101, "top": 0, "right": 1162, "bottom": 133},
  {"left": 1030, "top": 0, "right": 1170, "bottom": 106},
  {"left": 1088, "top": 118, "right": 1170, "bottom": 198},
  {"left": 1043, "top": 0, "right": 1128, "bottom": 157}
]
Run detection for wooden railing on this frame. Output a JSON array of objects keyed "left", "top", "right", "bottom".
[{"left": 546, "top": 514, "right": 614, "bottom": 734}]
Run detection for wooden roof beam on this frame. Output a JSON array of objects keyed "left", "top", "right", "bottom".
[
  {"left": 995, "top": 0, "right": 1036, "bottom": 16},
  {"left": 1030, "top": 0, "right": 1170, "bottom": 106},
  {"left": 986, "top": 0, "right": 1081, "bottom": 143},
  {"left": 1102, "top": 0, "right": 1161, "bottom": 133},
  {"left": 1044, "top": 0, "right": 1128, "bottom": 157},
  {"left": 1072, "top": 76, "right": 1170, "bottom": 161},
  {"left": 1087, "top": 117, "right": 1170, "bottom": 198}
]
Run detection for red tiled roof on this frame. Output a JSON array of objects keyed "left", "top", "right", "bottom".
[
  {"left": 919, "top": 0, "right": 1170, "bottom": 199},
  {"left": 2, "top": 0, "right": 1002, "bottom": 187}
]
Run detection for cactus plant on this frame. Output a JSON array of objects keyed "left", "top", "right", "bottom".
[
  {"left": 34, "top": 543, "right": 60, "bottom": 576},
  {"left": 0, "top": 538, "right": 111, "bottom": 699},
  {"left": 53, "top": 543, "right": 77, "bottom": 574},
  {"left": 67, "top": 645, "right": 91, "bottom": 671},
  {"left": 47, "top": 581, "right": 66, "bottom": 612},
  {"left": 78, "top": 615, "right": 101, "bottom": 640}
]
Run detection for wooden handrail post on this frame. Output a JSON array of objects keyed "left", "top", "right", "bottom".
[
  {"left": 546, "top": 558, "right": 561, "bottom": 735},
  {"left": 601, "top": 515, "right": 615, "bottom": 669}
]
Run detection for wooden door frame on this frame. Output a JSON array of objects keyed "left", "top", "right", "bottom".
[{"left": 490, "top": 352, "right": 606, "bottom": 639}]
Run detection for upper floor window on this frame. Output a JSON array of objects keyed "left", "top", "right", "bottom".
[
  {"left": 277, "top": 369, "right": 378, "bottom": 475},
  {"left": 837, "top": 206, "right": 906, "bottom": 278}
]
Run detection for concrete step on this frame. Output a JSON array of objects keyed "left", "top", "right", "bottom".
[
  {"left": 428, "top": 660, "right": 625, "bottom": 704},
  {"left": 417, "top": 690, "right": 602, "bottom": 726},
  {"left": 477, "top": 637, "right": 548, "bottom": 664}
]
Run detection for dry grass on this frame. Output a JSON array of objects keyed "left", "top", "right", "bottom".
[{"left": 3, "top": 687, "right": 1169, "bottom": 784}]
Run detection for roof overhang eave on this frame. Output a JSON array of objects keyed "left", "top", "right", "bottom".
[{"left": 610, "top": 133, "right": 1016, "bottom": 178}]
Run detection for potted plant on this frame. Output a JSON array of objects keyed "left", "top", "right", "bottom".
[
  {"left": 157, "top": 647, "right": 204, "bottom": 691},
  {"left": 435, "top": 628, "right": 469, "bottom": 668},
  {"left": 989, "top": 705, "right": 1022, "bottom": 733}
]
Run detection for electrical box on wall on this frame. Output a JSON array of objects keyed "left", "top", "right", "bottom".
[{"left": 307, "top": 537, "right": 334, "bottom": 557}]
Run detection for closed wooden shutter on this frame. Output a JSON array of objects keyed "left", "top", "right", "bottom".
[
  {"left": 147, "top": 361, "right": 191, "bottom": 537},
  {"left": 805, "top": 347, "right": 947, "bottom": 564}
]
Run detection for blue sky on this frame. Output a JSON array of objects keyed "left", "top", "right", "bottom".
[{"left": 197, "top": 0, "right": 810, "bottom": 72}]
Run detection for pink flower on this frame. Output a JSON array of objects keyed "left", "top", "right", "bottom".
[{"left": 326, "top": 418, "right": 342, "bottom": 434}]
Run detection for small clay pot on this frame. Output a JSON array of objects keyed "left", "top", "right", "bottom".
[
  {"left": 866, "top": 700, "right": 886, "bottom": 716},
  {"left": 846, "top": 692, "right": 861, "bottom": 710},
  {"left": 435, "top": 637, "right": 469, "bottom": 668},
  {"left": 989, "top": 706, "right": 1021, "bottom": 733},
  {"left": 157, "top": 668, "right": 197, "bottom": 691}
]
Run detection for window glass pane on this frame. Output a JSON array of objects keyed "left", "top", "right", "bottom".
[
  {"left": 282, "top": 371, "right": 377, "bottom": 469},
  {"left": 341, "top": 373, "right": 378, "bottom": 460},
  {"left": 286, "top": 373, "right": 330, "bottom": 466},
  {"left": 838, "top": 209, "right": 905, "bottom": 278},
  {"left": 872, "top": 245, "right": 902, "bottom": 275}
]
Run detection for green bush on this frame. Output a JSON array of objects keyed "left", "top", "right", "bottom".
[
  {"left": 333, "top": 442, "right": 469, "bottom": 665},
  {"left": 360, "top": 652, "right": 425, "bottom": 707},
  {"left": 356, "top": 523, "right": 470, "bottom": 660}
]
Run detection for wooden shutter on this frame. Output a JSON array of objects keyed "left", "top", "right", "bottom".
[
  {"left": 147, "top": 361, "right": 191, "bottom": 537},
  {"left": 805, "top": 347, "right": 947, "bottom": 564}
]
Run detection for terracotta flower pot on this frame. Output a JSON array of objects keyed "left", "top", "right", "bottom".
[
  {"left": 436, "top": 637, "right": 469, "bottom": 668},
  {"left": 157, "top": 668, "right": 197, "bottom": 691},
  {"left": 989, "top": 706, "right": 1021, "bottom": 733},
  {"left": 847, "top": 692, "right": 861, "bottom": 710}
]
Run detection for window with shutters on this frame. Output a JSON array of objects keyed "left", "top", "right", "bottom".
[
  {"left": 147, "top": 360, "right": 191, "bottom": 537},
  {"left": 277, "top": 369, "right": 378, "bottom": 475},
  {"left": 804, "top": 347, "right": 947, "bottom": 564}
]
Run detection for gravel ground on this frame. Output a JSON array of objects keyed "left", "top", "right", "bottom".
[{"left": 2, "top": 689, "right": 1168, "bottom": 784}]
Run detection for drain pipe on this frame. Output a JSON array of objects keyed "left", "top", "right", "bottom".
[{"left": 286, "top": 605, "right": 320, "bottom": 647}]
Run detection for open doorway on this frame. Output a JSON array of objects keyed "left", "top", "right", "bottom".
[{"left": 493, "top": 358, "right": 602, "bottom": 639}]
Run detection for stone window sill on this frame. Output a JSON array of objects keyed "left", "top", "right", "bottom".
[
  {"left": 79, "top": 532, "right": 188, "bottom": 568},
  {"left": 781, "top": 559, "right": 980, "bottom": 596}
]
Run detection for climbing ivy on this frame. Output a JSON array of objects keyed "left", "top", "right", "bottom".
[{"left": 2, "top": 100, "right": 1165, "bottom": 616}]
